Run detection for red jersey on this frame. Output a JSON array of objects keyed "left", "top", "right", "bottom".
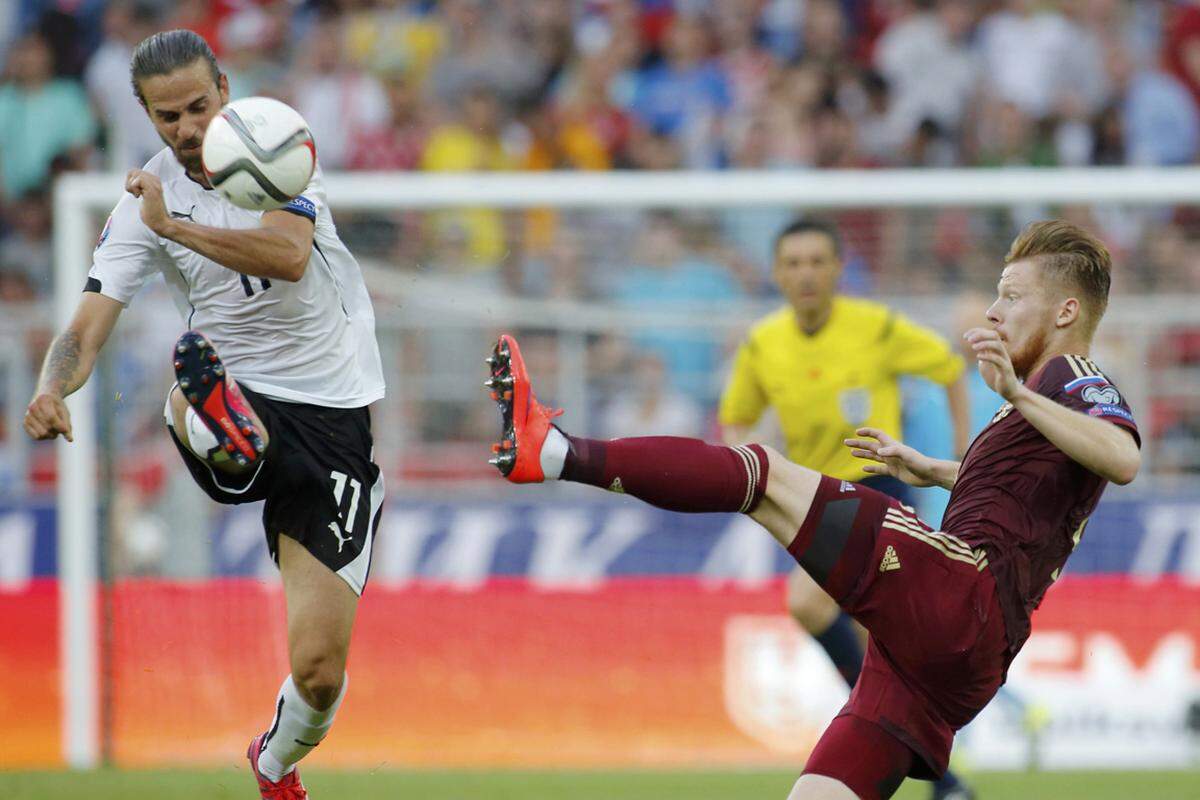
[{"left": 943, "top": 354, "right": 1140, "bottom": 659}]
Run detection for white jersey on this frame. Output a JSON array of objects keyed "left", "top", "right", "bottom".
[{"left": 89, "top": 148, "right": 385, "bottom": 408}]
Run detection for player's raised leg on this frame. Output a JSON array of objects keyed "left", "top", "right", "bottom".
[
  {"left": 249, "top": 535, "right": 358, "bottom": 798},
  {"left": 166, "top": 330, "right": 268, "bottom": 471},
  {"left": 485, "top": 333, "right": 820, "bottom": 550}
]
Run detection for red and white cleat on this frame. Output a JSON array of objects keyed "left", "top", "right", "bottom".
[
  {"left": 485, "top": 334, "right": 562, "bottom": 483},
  {"left": 173, "top": 330, "right": 266, "bottom": 467},
  {"left": 247, "top": 733, "right": 309, "bottom": 799}
]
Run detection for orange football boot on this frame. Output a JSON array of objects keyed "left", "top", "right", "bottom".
[
  {"left": 173, "top": 330, "right": 266, "bottom": 467},
  {"left": 485, "top": 334, "right": 562, "bottom": 483},
  {"left": 247, "top": 733, "right": 309, "bottom": 799}
]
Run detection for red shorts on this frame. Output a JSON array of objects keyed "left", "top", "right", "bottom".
[{"left": 789, "top": 476, "right": 1008, "bottom": 783}]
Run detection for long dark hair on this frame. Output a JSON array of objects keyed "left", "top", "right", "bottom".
[{"left": 130, "top": 29, "right": 220, "bottom": 105}]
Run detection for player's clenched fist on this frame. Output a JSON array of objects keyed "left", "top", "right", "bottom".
[
  {"left": 125, "top": 168, "right": 171, "bottom": 236},
  {"left": 24, "top": 393, "right": 74, "bottom": 442}
]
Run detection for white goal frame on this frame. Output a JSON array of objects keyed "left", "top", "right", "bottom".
[{"left": 52, "top": 166, "right": 1200, "bottom": 766}]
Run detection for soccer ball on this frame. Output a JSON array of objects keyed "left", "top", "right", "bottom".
[{"left": 202, "top": 96, "right": 316, "bottom": 212}]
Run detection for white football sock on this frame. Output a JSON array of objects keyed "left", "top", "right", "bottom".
[
  {"left": 540, "top": 426, "right": 568, "bottom": 480},
  {"left": 257, "top": 674, "right": 347, "bottom": 782}
]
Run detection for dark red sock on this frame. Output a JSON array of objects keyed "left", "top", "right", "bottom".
[{"left": 561, "top": 435, "right": 769, "bottom": 514}]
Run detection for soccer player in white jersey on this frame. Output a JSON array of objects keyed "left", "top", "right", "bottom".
[{"left": 23, "top": 30, "right": 385, "bottom": 799}]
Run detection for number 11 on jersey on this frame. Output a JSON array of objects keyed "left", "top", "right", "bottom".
[{"left": 240, "top": 275, "right": 271, "bottom": 297}]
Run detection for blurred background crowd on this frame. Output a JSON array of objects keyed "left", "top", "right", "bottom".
[
  {"left": 7, "top": 1, "right": 1200, "bottom": 296},
  {"left": 0, "top": 0, "right": 1198, "bottom": 497}
]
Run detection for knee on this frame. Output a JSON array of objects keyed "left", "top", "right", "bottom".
[
  {"left": 165, "top": 386, "right": 188, "bottom": 430},
  {"left": 786, "top": 569, "right": 839, "bottom": 634},
  {"left": 290, "top": 653, "right": 345, "bottom": 711},
  {"left": 757, "top": 444, "right": 786, "bottom": 475}
]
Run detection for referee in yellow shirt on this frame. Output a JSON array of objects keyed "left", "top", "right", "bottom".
[{"left": 720, "top": 218, "right": 974, "bottom": 800}]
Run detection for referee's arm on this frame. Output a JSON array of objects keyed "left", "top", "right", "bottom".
[
  {"left": 945, "top": 374, "right": 971, "bottom": 458},
  {"left": 718, "top": 338, "right": 766, "bottom": 445},
  {"left": 886, "top": 312, "right": 970, "bottom": 456}
]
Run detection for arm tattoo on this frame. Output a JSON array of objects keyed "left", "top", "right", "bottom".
[{"left": 40, "top": 330, "right": 82, "bottom": 397}]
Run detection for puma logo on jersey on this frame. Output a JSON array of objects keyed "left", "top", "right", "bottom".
[
  {"left": 168, "top": 204, "right": 197, "bottom": 221},
  {"left": 991, "top": 402, "right": 1014, "bottom": 424},
  {"left": 328, "top": 521, "right": 352, "bottom": 553},
  {"left": 879, "top": 545, "right": 901, "bottom": 573}
]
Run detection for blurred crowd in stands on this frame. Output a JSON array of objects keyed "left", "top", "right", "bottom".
[
  {"left": 7, "top": 1, "right": 1200, "bottom": 293},
  {"left": 0, "top": 0, "right": 1198, "bottom": 479}
]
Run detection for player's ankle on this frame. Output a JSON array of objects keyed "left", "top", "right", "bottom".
[{"left": 540, "top": 426, "right": 568, "bottom": 480}]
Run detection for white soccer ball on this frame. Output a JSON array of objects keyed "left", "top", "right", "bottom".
[{"left": 202, "top": 96, "right": 316, "bottom": 211}]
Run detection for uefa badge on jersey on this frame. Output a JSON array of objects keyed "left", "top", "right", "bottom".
[
  {"left": 1065, "top": 375, "right": 1121, "bottom": 405},
  {"left": 1081, "top": 384, "right": 1121, "bottom": 405},
  {"left": 838, "top": 388, "right": 871, "bottom": 426},
  {"left": 95, "top": 215, "right": 113, "bottom": 250}
]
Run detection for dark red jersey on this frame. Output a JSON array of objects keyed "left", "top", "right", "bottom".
[{"left": 942, "top": 354, "right": 1140, "bottom": 659}]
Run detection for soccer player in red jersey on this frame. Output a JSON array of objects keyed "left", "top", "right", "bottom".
[{"left": 486, "top": 219, "right": 1140, "bottom": 799}]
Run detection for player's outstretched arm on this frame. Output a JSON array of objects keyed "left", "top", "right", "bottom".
[
  {"left": 965, "top": 327, "right": 1141, "bottom": 485},
  {"left": 1006, "top": 386, "right": 1139, "bottom": 484},
  {"left": 844, "top": 427, "right": 961, "bottom": 490},
  {"left": 25, "top": 292, "right": 123, "bottom": 442},
  {"left": 125, "top": 169, "right": 313, "bottom": 282}
]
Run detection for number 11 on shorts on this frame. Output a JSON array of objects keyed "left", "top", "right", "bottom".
[{"left": 330, "top": 470, "right": 362, "bottom": 532}]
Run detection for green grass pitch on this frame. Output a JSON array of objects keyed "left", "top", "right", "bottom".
[{"left": 1, "top": 769, "right": 1198, "bottom": 799}]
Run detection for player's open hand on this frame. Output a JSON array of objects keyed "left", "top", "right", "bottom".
[
  {"left": 963, "top": 327, "right": 1020, "bottom": 399},
  {"left": 844, "top": 427, "right": 938, "bottom": 487},
  {"left": 24, "top": 393, "right": 74, "bottom": 442},
  {"left": 125, "top": 169, "right": 171, "bottom": 236}
]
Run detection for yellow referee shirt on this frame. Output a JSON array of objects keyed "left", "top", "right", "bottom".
[{"left": 719, "top": 297, "right": 964, "bottom": 481}]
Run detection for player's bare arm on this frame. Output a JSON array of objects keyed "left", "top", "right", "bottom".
[
  {"left": 125, "top": 168, "right": 313, "bottom": 282},
  {"left": 24, "top": 292, "right": 124, "bottom": 442},
  {"left": 965, "top": 327, "right": 1140, "bottom": 485},
  {"left": 844, "top": 427, "right": 960, "bottom": 490}
]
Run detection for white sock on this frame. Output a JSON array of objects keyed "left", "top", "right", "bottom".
[
  {"left": 257, "top": 674, "right": 347, "bottom": 781},
  {"left": 540, "top": 426, "right": 568, "bottom": 480}
]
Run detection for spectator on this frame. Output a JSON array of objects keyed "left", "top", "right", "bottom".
[
  {"left": 520, "top": 228, "right": 594, "bottom": 301},
  {"left": 219, "top": 5, "right": 289, "bottom": 101},
  {"left": 976, "top": 0, "right": 1100, "bottom": 120},
  {"left": 1164, "top": 1, "right": 1200, "bottom": 111},
  {"left": 0, "top": 32, "right": 95, "bottom": 200},
  {"left": 348, "top": 69, "right": 430, "bottom": 171},
  {"left": 518, "top": 98, "right": 610, "bottom": 253},
  {"left": 606, "top": 211, "right": 744, "bottom": 395},
  {"left": 714, "top": 0, "right": 776, "bottom": 117},
  {"left": 518, "top": 98, "right": 610, "bottom": 173},
  {"left": 342, "top": 0, "right": 445, "bottom": 80},
  {"left": 555, "top": 53, "right": 634, "bottom": 165},
  {"left": 873, "top": 0, "right": 978, "bottom": 144},
  {"left": 629, "top": 13, "right": 731, "bottom": 168},
  {"left": 85, "top": 0, "right": 162, "bottom": 170},
  {"left": 420, "top": 84, "right": 513, "bottom": 267},
  {"left": 975, "top": 101, "right": 1055, "bottom": 167},
  {"left": 1107, "top": 41, "right": 1200, "bottom": 167},
  {"left": 601, "top": 352, "right": 705, "bottom": 439},
  {"left": 290, "top": 15, "right": 390, "bottom": 170},
  {"left": 428, "top": 0, "right": 542, "bottom": 106},
  {"left": 0, "top": 189, "right": 51, "bottom": 298},
  {"left": 801, "top": 0, "right": 849, "bottom": 66}
]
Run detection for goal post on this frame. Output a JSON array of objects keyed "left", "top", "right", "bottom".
[{"left": 51, "top": 166, "right": 1200, "bottom": 768}]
